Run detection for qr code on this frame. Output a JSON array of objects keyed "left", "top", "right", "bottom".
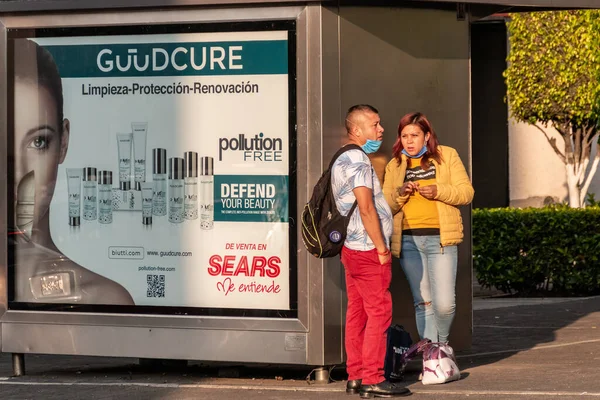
[{"left": 146, "top": 274, "right": 165, "bottom": 298}]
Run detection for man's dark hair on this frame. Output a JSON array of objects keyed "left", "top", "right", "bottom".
[{"left": 345, "top": 104, "right": 379, "bottom": 132}]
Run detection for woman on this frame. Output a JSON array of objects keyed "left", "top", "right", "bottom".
[
  {"left": 383, "top": 112, "right": 473, "bottom": 343},
  {"left": 12, "top": 38, "right": 134, "bottom": 305}
]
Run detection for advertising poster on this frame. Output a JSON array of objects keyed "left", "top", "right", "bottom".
[{"left": 10, "top": 29, "right": 292, "bottom": 310}]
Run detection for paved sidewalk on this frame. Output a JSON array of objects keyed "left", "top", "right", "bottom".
[{"left": 1, "top": 296, "right": 599, "bottom": 399}]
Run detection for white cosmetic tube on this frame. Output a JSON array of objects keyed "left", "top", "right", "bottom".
[
  {"left": 184, "top": 151, "right": 198, "bottom": 220},
  {"left": 116, "top": 133, "right": 133, "bottom": 191},
  {"left": 141, "top": 182, "right": 154, "bottom": 225},
  {"left": 199, "top": 157, "right": 214, "bottom": 230},
  {"left": 66, "top": 168, "right": 83, "bottom": 226},
  {"left": 82, "top": 167, "right": 97, "bottom": 221},
  {"left": 168, "top": 157, "right": 185, "bottom": 224},
  {"left": 132, "top": 122, "right": 147, "bottom": 191},
  {"left": 152, "top": 148, "right": 167, "bottom": 216},
  {"left": 98, "top": 171, "right": 113, "bottom": 224}
]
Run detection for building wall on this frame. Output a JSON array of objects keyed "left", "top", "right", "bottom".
[
  {"left": 509, "top": 120, "right": 600, "bottom": 207},
  {"left": 338, "top": 5, "right": 472, "bottom": 349}
]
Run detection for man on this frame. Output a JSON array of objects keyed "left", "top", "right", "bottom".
[{"left": 331, "top": 104, "right": 411, "bottom": 398}]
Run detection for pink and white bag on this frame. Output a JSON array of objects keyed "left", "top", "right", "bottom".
[{"left": 421, "top": 342, "right": 460, "bottom": 385}]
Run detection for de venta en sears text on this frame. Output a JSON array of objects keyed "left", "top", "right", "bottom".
[{"left": 209, "top": 242, "right": 282, "bottom": 297}]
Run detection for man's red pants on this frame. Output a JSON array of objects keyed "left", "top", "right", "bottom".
[{"left": 341, "top": 246, "right": 392, "bottom": 385}]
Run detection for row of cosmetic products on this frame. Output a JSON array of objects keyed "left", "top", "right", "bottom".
[
  {"left": 65, "top": 150, "right": 215, "bottom": 229},
  {"left": 115, "top": 122, "right": 214, "bottom": 227},
  {"left": 147, "top": 149, "right": 215, "bottom": 228},
  {"left": 65, "top": 168, "right": 115, "bottom": 225}
]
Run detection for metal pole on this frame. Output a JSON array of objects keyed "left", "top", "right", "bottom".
[
  {"left": 313, "top": 366, "right": 329, "bottom": 383},
  {"left": 12, "top": 353, "right": 25, "bottom": 376}
]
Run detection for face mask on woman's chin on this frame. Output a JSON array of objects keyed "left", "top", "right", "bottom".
[{"left": 402, "top": 145, "right": 428, "bottom": 158}]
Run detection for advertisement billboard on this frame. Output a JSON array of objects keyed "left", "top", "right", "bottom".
[{"left": 8, "top": 24, "right": 296, "bottom": 313}]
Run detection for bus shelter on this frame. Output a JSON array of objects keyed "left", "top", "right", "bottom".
[{"left": 0, "top": 0, "right": 586, "bottom": 379}]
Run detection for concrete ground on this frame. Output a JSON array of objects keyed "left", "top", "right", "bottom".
[{"left": 1, "top": 295, "right": 599, "bottom": 399}]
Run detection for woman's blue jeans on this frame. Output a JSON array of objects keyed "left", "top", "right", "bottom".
[{"left": 399, "top": 235, "right": 457, "bottom": 343}]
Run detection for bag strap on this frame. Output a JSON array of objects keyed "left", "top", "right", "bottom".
[
  {"left": 400, "top": 338, "right": 432, "bottom": 364},
  {"left": 425, "top": 342, "right": 456, "bottom": 362},
  {"left": 346, "top": 199, "right": 359, "bottom": 223},
  {"left": 327, "top": 143, "right": 364, "bottom": 170},
  {"left": 328, "top": 144, "right": 365, "bottom": 220}
]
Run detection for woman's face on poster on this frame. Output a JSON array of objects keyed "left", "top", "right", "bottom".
[{"left": 14, "top": 79, "right": 69, "bottom": 231}]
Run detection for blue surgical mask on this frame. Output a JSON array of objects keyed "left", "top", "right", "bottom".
[
  {"left": 362, "top": 139, "right": 383, "bottom": 154},
  {"left": 402, "top": 145, "right": 427, "bottom": 158}
]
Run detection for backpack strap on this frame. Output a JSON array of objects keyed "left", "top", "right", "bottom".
[
  {"left": 346, "top": 199, "right": 359, "bottom": 224},
  {"left": 327, "top": 143, "right": 364, "bottom": 170},
  {"left": 328, "top": 144, "right": 365, "bottom": 221}
]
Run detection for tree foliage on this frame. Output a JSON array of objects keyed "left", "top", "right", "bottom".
[
  {"left": 505, "top": 10, "right": 600, "bottom": 127},
  {"left": 504, "top": 10, "right": 600, "bottom": 208}
]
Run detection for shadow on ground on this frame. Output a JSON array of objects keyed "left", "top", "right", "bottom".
[
  {"left": 460, "top": 297, "right": 600, "bottom": 369},
  {"left": 1, "top": 297, "right": 599, "bottom": 395}
]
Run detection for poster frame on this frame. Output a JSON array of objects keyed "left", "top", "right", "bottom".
[{"left": 5, "top": 19, "right": 299, "bottom": 318}]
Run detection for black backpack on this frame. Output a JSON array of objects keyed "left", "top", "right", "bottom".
[{"left": 301, "top": 144, "right": 364, "bottom": 258}]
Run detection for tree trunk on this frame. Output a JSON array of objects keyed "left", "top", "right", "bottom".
[
  {"left": 566, "top": 162, "right": 582, "bottom": 208},
  {"left": 537, "top": 123, "right": 599, "bottom": 208},
  {"left": 580, "top": 142, "right": 600, "bottom": 207}
]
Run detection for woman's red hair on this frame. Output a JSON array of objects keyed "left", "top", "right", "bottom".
[{"left": 392, "top": 112, "right": 442, "bottom": 169}]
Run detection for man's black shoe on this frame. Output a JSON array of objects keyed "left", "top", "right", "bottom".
[
  {"left": 359, "top": 380, "right": 411, "bottom": 398},
  {"left": 346, "top": 379, "right": 362, "bottom": 394}
]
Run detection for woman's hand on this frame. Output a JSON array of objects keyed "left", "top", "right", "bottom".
[
  {"left": 397, "top": 182, "right": 419, "bottom": 197},
  {"left": 418, "top": 184, "right": 438, "bottom": 200}
]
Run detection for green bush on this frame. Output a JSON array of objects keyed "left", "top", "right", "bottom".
[{"left": 473, "top": 206, "right": 600, "bottom": 296}]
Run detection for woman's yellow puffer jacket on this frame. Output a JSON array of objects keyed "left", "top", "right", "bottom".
[{"left": 382, "top": 145, "right": 474, "bottom": 258}]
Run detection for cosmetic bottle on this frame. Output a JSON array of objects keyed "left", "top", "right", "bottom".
[
  {"left": 66, "top": 168, "right": 82, "bottom": 226},
  {"left": 199, "top": 156, "right": 214, "bottom": 230},
  {"left": 98, "top": 170, "right": 113, "bottom": 224},
  {"left": 116, "top": 133, "right": 132, "bottom": 191},
  {"left": 168, "top": 157, "right": 185, "bottom": 223},
  {"left": 132, "top": 122, "right": 147, "bottom": 191},
  {"left": 184, "top": 151, "right": 198, "bottom": 220},
  {"left": 141, "top": 182, "right": 154, "bottom": 225},
  {"left": 152, "top": 148, "right": 167, "bottom": 216},
  {"left": 82, "top": 167, "right": 97, "bottom": 221}
]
